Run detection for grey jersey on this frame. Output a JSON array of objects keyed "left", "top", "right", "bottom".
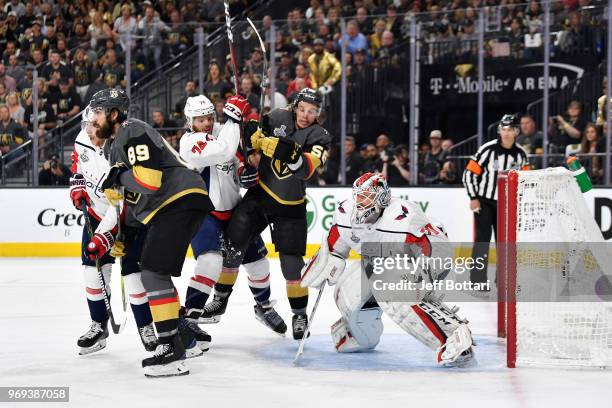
[
  {"left": 258, "top": 108, "right": 331, "bottom": 204},
  {"left": 108, "top": 118, "right": 209, "bottom": 224}
]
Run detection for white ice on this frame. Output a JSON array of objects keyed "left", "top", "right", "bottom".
[{"left": 1, "top": 258, "right": 611, "bottom": 407}]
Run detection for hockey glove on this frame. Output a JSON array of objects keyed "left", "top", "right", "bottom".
[
  {"left": 260, "top": 137, "right": 303, "bottom": 165},
  {"left": 86, "top": 231, "right": 115, "bottom": 260},
  {"left": 223, "top": 95, "right": 251, "bottom": 123},
  {"left": 69, "top": 174, "right": 90, "bottom": 210},
  {"left": 101, "top": 163, "right": 127, "bottom": 190},
  {"left": 103, "top": 188, "right": 123, "bottom": 207},
  {"left": 250, "top": 128, "right": 265, "bottom": 151},
  {"left": 110, "top": 240, "right": 126, "bottom": 258},
  {"left": 237, "top": 164, "right": 259, "bottom": 188}
]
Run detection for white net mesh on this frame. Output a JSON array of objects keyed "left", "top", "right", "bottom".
[{"left": 514, "top": 168, "right": 612, "bottom": 367}]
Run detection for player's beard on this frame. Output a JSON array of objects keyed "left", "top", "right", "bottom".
[{"left": 96, "top": 121, "right": 114, "bottom": 139}]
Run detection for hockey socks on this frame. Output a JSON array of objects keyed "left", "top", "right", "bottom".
[
  {"left": 141, "top": 271, "right": 181, "bottom": 341},
  {"left": 185, "top": 253, "right": 223, "bottom": 317},
  {"left": 83, "top": 265, "right": 111, "bottom": 323},
  {"left": 286, "top": 280, "right": 308, "bottom": 315}
]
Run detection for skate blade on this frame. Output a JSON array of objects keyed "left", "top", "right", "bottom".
[
  {"left": 198, "top": 316, "right": 221, "bottom": 324},
  {"left": 185, "top": 346, "right": 204, "bottom": 359},
  {"left": 197, "top": 340, "right": 210, "bottom": 352},
  {"left": 144, "top": 361, "right": 190, "bottom": 377},
  {"left": 78, "top": 339, "right": 107, "bottom": 355},
  {"left": 255, "top": 315, "right": 287, "bottom": 337}
]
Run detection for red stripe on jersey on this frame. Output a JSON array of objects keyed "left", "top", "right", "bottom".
[
  {"left": 191, "top": 275, "right": 215, "bottom": 288},
  {"left": 86, "top": 287, "right": 103, "bottom": 295},
  {"left": 235, "top": 150, "right": 245, "bottom": 163},
  {"left": 405, "top": 233, "right": 432, "bottom": 257},
  {"left": 327, "top": 224, "right": 341, "bottom": 252},
  {"left": 129, "top": 292, "right": 147, "bottom": 299},
  {"left": 70, "top": 147, "right": 78, "bottom": 174},
  {"left": 211, "top": 210, "right": 232, "bottom": 221},
  {"left": 149, "top": 295, "right": 179, "bottom": 307},
  {"left": 411, "top": 304, "right": 447, "bottom": 346},
  {"left": 134, "top": 175, "right": 160, "bottom": 191}
]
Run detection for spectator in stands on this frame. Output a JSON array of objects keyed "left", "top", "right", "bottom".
[
  {"left": 6, "top": 12, "right": 24, "bottom": 42},
  {"left": 369, "top": 19, "right": 386, "bottom": 57},
  {"left": 375, "top": 30, "right": 401, "bottom": 68},
  {"left": 5, "top": 55, "right": 22, "bottom": 86},
  {"left": 286, "top": 63, "right": 312, "bottom": 98},
  {"left": 72, "top": 48, "right": 95, "bottom": 101},
  {"left": 84, "top": 71, "right": 107, "bottom": 106},
  {"left": 43, "top": 25, "right": 58, "bottom": 52},
  {"left": 0, "top": 103, "right": 26, "bottom": 162},
  {"left": 0, "top": 63, "right": 16, "bottom": 93},
  {"left": 28, "top": 48, "right": 44, "bottom": 67},
  {"left": 23, "top": 19, "right": 49, "bottom": 55},
  {"left": 88, "top": 11, "right": 112, "bottom": 51},
  {"left": 23, "top": 87, "right": 56, "bottom": 148},
  {"left": 6, "top": 0, "right": 26, "bottom": 19},
  {"left": 113, "top": 4, "right": 138, "bottom": 52},
  {"left": 434, "top": 161, "right": 458, "bottom": 184},
  {"left": 375, "top": 133, "right": 391, "bottom": 156},
  {"left": 53, "top": 15, "right": 70, "bottom": 39},
  {"left": 152, "top": 109, "right": 180, "bottom": 149},
  {"left": 442, "top": 138, "right": 454, "bottom": 152},
  {"left": 38, "top": 153, "right": 71, "bottom": 186},
  {"left": 101, "top": 49, "right": 125, "bottom": 88},
  {"left": 40, "top": 50, "right": 72, "bottom": 94},
  {"left": 243, "top": 48, "right": 266, "bottom": 85},
  {"left": 360, "top": 143, "right": 381, "bottom": 174},
  {"left": 175, "top": 79, "right": 198, "bottom": 118},
  {"left": 17, "top": 65, "right": 32, "bottom": 91},
  {"left": 2, "top": 41, "right": 20, "bottom": 65},
  {"left": 0, "top": 83, "right": 6, "bottom": 104},
  {"left": 517, "top": 114, "right": 543, "bottom": 154},
  {"left": 263, "top": 86, "right": 288, "bottom": 111},
  {"left": 287, "top": 77, "right": 308, "bottom": 104},
  {"left": 18, "top": 3, "right": 36, "bottom": 28},
  {"left": 308, "top": 38, "right": 341, "bottom": 90},
  {"left": 382, "top": 144, "right": 411, "bottom": 186},
  {"left": 166, "top": 9, "right": 192, "bottom": 57},
  {"left": 580, "top": 123, "right": 605, "bottom": 184},
  {"left": 204, "top": 61, "right": 233, "bottom": 104},
  {"left": 558, "top": 11, "right": 591, "bottom": 55},
  {"left": 55, "top": 37, "right": 71, "bottom": 62},
  {"left": 421, "top": 130, "right": 448, "bottom": 184},
  {"left": 548, "top": 100, "right": 585, "bottom": 154},
  {"left": 338, "top": 20, "right": 369, "bottom": 56},
  {"left": 214, "top": 98, "right": 226, "bottom": 125},
  {"left": 384, "top": 5, "right": 403, "bottom": 40},
  {"left": 240, "top": 74, "right": 260, "bottom": 112},
  {"left": 507, "top": 18, "right": 525, "bottom": 58},
  {"left": 344, "top": 135, "right": 364, "bottom": 183},
  {"left": 138, "top": 4, "right": 171, "bottom": 72},
  {"left": 67, "top": 22, "right": 89, "bottom": 51},
  {"left": 6, "top": 91, "right": 24, "bottom": 124},
  {"left": 54, "top": 78, "right": 82, "bottom": 123}
]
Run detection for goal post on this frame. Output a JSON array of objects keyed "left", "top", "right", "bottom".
[{"left": 497, "top": 168, "right": 612, "bottom": 368}]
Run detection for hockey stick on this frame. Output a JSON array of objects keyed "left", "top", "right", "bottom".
[
  {"left": 224, "top": 0, "right": 248, "bottom": 162},
  {"left": 293, "top": 282, "right": 326, "bottom": 364},
  {"left": 81, "top": 200, "right": 123, "bottom": 334},
  {"left": 246, "top": 17, "right": 268, "bottom": 129},
  {"left": 113, "top": 194, "right": 128, "bottom": 331}
]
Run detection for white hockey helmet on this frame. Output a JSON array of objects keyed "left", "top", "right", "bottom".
[
  {"left": 184, "top": 95, "right": 215, "bottom": 131},
  {"left": 351, "top": 172, "right": 391, "bottom": 226}
]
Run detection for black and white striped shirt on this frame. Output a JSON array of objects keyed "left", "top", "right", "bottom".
[{"left": 462, "top": 139, "right": 528, "bottom": 201}]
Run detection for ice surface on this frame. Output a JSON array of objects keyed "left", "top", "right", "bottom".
[{"left": 1, "top": 258, "right": 611, "bottom": 407}]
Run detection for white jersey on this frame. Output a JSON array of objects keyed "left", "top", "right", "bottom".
[
  {"left": 179, "top": 121, "right": 242, "bottom": 212},
  {"left": 71, "top": 129, "right": 111, "bottom": 221},
  {"left": 327, "top": 196, "right": 450, "bottom": 260}
]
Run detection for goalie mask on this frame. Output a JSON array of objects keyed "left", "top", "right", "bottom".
[
  {"left": 351, "top": 172, "right": 391, "bottom": 226},
  {"left": 184, "top": 95, "right": 215, "bottom": 131}
]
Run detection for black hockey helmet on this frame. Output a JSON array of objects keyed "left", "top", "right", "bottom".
[
  {"left": 90, "top": 88, "right": 130, "bottom": 119},
  {"left": 295, "top": 88, "right": 322, "bottom": 108},
  {"left": 498, "top": 114, "right": 519, "bottom": 133}
]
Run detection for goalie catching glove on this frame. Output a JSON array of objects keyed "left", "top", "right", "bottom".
[{"left": 300, "top": 237, "right": 346, "bottom": 288}]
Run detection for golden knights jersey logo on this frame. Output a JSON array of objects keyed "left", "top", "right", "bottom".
[{"left": 271, "top": 159, "right": 291, "bottom": 179}]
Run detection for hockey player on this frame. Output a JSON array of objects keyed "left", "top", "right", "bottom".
[
  {"left": 179, "top": 95, "right": 287, "bottom": 335},
  {"left": 212, "top": 88, "right": 332, "bottom": 340},
  {"left": 300, "top": 173, "right": 474, "bottom": 366},
  {"left": 69, "top": 105, "right": 157, "bottom": 355},
  {"left": 92, "top": 88, "right": 251, "bottom": 377}
]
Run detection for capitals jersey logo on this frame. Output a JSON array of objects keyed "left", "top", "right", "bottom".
[{"left": 395, "top": 205, "right": 410, "bottom": 220}]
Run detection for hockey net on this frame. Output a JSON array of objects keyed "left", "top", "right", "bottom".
[{"left": 497, "top": 167, "right": 612, "bottom": 368}]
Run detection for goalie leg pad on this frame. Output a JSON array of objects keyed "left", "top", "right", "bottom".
[
  {"left": 332, "top": 263, "right": 383, "bottom": 352},
  {"left": 379, "top": 292, "right": 473, "bottom": 364}
]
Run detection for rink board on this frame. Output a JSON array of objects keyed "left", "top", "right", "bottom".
[{"left": 0, "top": 187, "right": 611, "bottom": 257}]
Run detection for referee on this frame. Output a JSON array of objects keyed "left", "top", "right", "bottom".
[{"left": 462, "top": 114, "right": 528, "bottom": 286}]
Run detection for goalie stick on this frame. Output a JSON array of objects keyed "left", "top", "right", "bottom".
[
  {"left": 246, "top": 17, "right": 268, "bottom": 128},
  {"left": 224, "top": 0, "right": 248, "bottom": 161},
  {"left": 293, "top": 282, "right": 326, "bottom": 364},
  {"left": 81, "top": 199, "right": 126, "bottom": 334}
]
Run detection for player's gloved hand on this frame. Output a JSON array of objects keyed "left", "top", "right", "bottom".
[
  {"left": 250, "top": 128, "right": 264, "bottom": 151},
  {"left": 101, "top": 163, "right": 127, "bottom": 190},
  {"left": 300, "top": 238, "right": 346, "bottom": 288},
  {"left": 260, "top": 137, "right": 303, "bottom": 165},
  {"left": 223, "top": 95, "right": 251, "bottom": 122},
  {"left": 104, "top": 188, "right": 123, "bottom": 207},
  {"left": 86, "top": 231, "right": 115, "bottom": 260},
  {"left": 110, "top": 239, "right": 126, "bottom": 258},
  {"left": 237, "top": 163, "right": 258, "bottom": 188},
  {"left": 69, "top": 174, "right": 90, "bottom": 210}
]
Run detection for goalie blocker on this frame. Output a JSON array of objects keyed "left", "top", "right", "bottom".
[{"left": 300, "top": 173, "right": 474, "bottom": 365}]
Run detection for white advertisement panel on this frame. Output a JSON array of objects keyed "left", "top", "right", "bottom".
[{"left": 0, "top": 187, "right": 611, "bottom": 252}]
